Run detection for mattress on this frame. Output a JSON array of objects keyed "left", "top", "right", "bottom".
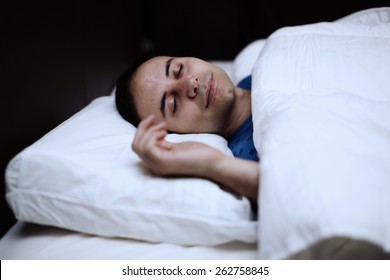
[{"left": 0, "top": 221, "right": 257, "bottom": 259}]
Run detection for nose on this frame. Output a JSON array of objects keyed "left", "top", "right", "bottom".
[{"left": 175, "top": 76, "right": 199, "bottom": 98}]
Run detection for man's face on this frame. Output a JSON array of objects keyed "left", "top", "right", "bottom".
[{"left": 130, "top": 56, "right": 237, "bottom": 134}]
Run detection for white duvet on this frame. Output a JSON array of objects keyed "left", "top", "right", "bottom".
[{"left": 252, "top": 8, "right": 390, "bottom": 259}]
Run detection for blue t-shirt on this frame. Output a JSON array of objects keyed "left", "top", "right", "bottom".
[{"left": 227, "top": 75, "right": 259, "bottom": 162}]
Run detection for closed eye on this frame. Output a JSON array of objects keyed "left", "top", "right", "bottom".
[
  {"left": 176, "top": 64, "right": 183, "bottom": 79},
  {"left": 173, "top": 93, "right": 178, "bottom": 113}
]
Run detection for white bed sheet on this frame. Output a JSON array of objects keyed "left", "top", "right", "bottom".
[{"left": 0, "top": 222, "right": 257, "bottom": 260}]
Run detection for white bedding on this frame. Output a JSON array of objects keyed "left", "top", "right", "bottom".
[
  {"left": 2, "top": 7, "right": 389, "bottom": 260},
  {"left": 252, "top": 7, "right": 390, "bottom": 259}
]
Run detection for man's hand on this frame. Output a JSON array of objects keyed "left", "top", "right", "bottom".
[
  {"left": 132, "top": 115, "right": 260, "bottom": 203},
  {"left": 132, "top": 115, "right": 225, "bottom": 177}
]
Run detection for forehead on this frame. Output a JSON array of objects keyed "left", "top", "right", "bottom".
[
  {"left": 137, "top": 56, "right": 169, "bottom": 78},
  {"left": 132, "top": 56, "right": 170, "bottom": 93},
  {"left": 130, "top": 56, "right": 169, "bottom": 120},
  {"left": 132, "top": 56, "right": 171, "bottom": 93}
]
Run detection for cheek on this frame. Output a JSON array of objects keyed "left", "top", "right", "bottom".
[{"left": 168, "top": 108, "right": 208, "bottom": 133}]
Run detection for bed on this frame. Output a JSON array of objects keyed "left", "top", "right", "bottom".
[{"left": 1, "top": 7, "right": 390, "bottom": 260}]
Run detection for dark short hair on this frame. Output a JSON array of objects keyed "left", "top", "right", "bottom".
[{"left": 115, "top": 54, "right": 154, "bottom": 127}]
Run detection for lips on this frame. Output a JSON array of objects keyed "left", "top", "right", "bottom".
[{"left": 206, "top": 76, "right": 215, "bottom": 108}]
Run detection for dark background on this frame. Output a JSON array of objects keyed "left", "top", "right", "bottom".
[{"left": 1, "top": 0, "right": 389, "bottom": 237}]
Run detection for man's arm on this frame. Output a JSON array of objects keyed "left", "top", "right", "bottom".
[
  {"left": 203, "top": 154, "right": 259, "bottom": 203},
  {"left": 132, "top": 115, "right": 259, "bottom": 203}
]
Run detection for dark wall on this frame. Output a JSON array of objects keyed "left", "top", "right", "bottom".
[
  {"left": 246, "top": 0, "right": 390, "bottom": 41},
  {"left": 0, "top": 0, "right": 144, "bottom": 237},
  {"left": 142, "top": 0, "right": 245, "bottom": 60},
  {"left": 143, "top": 0, "right": 389, "bottom": 60}
]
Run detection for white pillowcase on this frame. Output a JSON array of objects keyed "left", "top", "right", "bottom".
[
  {"left": 5, "top": 95, "right": 256, "bottom": 246},
  {"left": 233, "top": 39, "right": 266, "bottom": 83}
]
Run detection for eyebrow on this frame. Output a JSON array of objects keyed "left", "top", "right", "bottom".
[
  {"left": 160, "top": 57, "right": 174, "bottom": 118},
  {"left": 165, "top": 57, "right": 174, "bottom": 77}
]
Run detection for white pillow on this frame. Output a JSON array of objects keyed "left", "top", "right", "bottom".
[
  {"left": 233, "top": 39, "right": 266, "bottom": 83},
  {"left": 5, "top": 95, "right": 257, "bottom": 246}
]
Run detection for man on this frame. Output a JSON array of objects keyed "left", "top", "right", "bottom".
[{"left": 115, "top": 55, "right": 259, "bottom": 203}]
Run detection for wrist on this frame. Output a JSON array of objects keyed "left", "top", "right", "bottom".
[
  {"left": 199, "top": 153, "right": 229, "bottom": 179},
  {"left": 203, "top": 154, "right": 233, "bottom": 181},
  {"left": 206, "top": 156, "right": 259, "bottom": 203}
]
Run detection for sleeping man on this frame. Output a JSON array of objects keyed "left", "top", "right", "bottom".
[
  {"left": 115, "top": 55, "right": 259, "bottom": 204},
  {"left": 115, "top": 55, "right": 390, "bottom": 260}
]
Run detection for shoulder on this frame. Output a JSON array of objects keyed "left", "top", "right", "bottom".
[{"left": 236, "top": 75, "right": 252, "bottom": 90}]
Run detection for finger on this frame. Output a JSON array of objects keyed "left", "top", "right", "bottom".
[
  {"left": 133, "top": 116, "right": 153, "bottom": 143},
  {"left": 137, "top": 115, "right": 167, "bottom": 140},
  {"left": 137, "top": 114, "right": 155, "bottom": 131},
  {"left": 144, "top": 128, "right": 169, "bottom": 151},
  {"left": 158, "top": 139, "right": 173, "bottom": 150},
  {"left": 133, "top": 115, "right": 161, "bottom": 147},
  {"left": 136, "top": 121, "right": 167, "bottom": 146},
  {"left": 135, "top": 134, "right": 169, "bottom": 168},
  {"left": 133, "top": 123, "right": 168, "bottom": 155},
  {"left": 147, "top": 129, "right": 168, "bottom": 145}
]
